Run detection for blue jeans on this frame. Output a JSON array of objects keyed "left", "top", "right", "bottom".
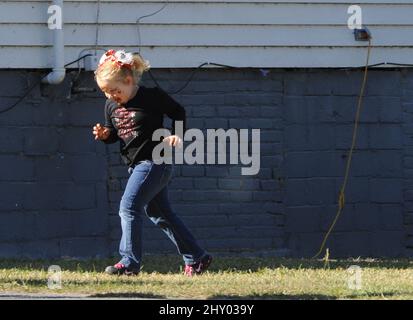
[{"left": 118, "top": 159, "right": 206, "bottom": 271}]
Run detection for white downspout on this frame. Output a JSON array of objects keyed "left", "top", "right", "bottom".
[{"left": 42, "top": 0, "right": 66, "bottom": 84}]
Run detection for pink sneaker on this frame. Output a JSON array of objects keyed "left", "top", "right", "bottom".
[
  {"left": 184, "top": 254, "right": 213, "bottom": 277},
  {"left": 105, "top": 262, "right": 139, "bottom": 276}
]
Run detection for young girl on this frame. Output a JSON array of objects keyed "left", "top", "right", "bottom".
[{"left": 92, "top": 49, "right": 212, "bottom": 276}]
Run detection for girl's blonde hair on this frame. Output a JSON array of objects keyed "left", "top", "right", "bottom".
[{"left": 94, "top": 51, "right": 151, "bottom": 84}]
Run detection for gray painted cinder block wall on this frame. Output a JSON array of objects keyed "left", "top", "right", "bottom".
[
  {"left": 0, "top": 68, "right": 411, "bottom": 259},
  {"left": 283, "top": 70, "right": 408, "bottom": 258}
]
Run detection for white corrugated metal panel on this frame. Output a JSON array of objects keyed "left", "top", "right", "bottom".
[{"left": 0, "top": 1, "right": 412, "bottom": 68}]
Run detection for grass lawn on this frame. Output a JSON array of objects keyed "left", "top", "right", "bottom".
[{"left": 0, "top": 255, "right": 413, "bottom": 299}]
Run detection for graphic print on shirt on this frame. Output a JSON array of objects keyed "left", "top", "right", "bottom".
[{"left": 112, "top": 106, "right": 138, "bottom": 140}]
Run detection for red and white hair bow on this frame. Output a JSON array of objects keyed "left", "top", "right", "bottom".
[{"left": 98, "top": 49, "right": 134, "bottom": 69}]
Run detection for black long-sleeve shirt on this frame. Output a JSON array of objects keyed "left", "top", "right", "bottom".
[{"left": 102, "top": 86, "right": 186, "bottom": 167}]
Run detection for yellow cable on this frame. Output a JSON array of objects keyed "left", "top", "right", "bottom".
[{"left": 312, "top": 39, "right": 372, "bottom": 259}]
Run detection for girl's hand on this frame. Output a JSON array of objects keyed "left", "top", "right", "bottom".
[
  {"left": 164, "top": 135, "right": 182, "bottom": 147},
  {"left": 92, "top": 123, "right": 110, "bottom": 140}
]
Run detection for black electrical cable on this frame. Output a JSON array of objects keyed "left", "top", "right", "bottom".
[
  {"left": 66, "top": 54, "right": 93, "bottom": 68},
  {"left": 382, "top": 62, "right": 413, "bottom": 67},
  {"left": 135, "top": 1, "right": 169, "bottom": 55},
  {"left": 0, "top": 73, "right": 49, "bottom": 114},
  {"left": 148, "top": 60, "right": 413, "bottom": 95},
  {"left": 337, "top": 61, "right": 413, "bottom": 71},
  {"left": 0, "top": 54, "right": 93, "bottom": 114},
  {"left": 148, "top": 62, "right": 237, "bottom": 95},
  {"left": 2, "top": 53, "right": 413, "bottom": 115}
]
